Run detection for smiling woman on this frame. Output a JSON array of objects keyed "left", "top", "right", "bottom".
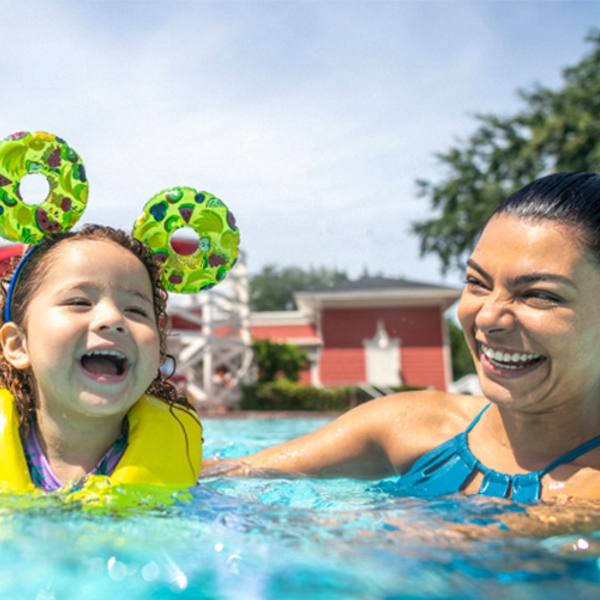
[{"left": 203, "top": 172, "right": 600, "bottom": 503}]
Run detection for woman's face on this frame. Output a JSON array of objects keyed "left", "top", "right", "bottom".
[{"left": 458, "top": 215, "right": 600, "bottom": 413}]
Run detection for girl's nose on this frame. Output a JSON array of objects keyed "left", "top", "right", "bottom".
[
  {"left": 98, "top": 322, "right": 127, "bottom": 334},
  {"left": 94, "top": 304, "right": 128, "bottom": 334}
]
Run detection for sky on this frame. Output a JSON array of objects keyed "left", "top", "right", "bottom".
[{"left": 1, "top": 0, "right": 598, "bottom": 290}]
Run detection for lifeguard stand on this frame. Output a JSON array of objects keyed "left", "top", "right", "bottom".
[{"left": 166, "top": 252, "right": 254, "bottom": 409}]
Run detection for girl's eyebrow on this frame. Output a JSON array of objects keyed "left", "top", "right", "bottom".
[
  {"left": 466, "top": 258, "right": 578, "bottom": 289},
  {"left": 126, "top": 288, "right": 154, "bottom": 304},
  {"left": 59, "top": 282, "right": 154, "bottom": 304}
]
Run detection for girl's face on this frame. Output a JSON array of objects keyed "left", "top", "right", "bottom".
[
  {"left": 1, "top": 239, "right": 161, "bottom": 426},
  {"left": 458, "top": 215, "right": 600, "bottom": 413}
]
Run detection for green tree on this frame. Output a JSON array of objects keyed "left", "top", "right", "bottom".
[
  {"left": 446, "top": 319, "right": 475, "bottom": 380},
  {"left": 250, "top": 265, "right": 349, "bottom": 311},
  {"left": 252, "top": 339, "right": 308, "bottom": 383},
  {"left": 413, "top": 30, "right": 600, "bottom": 273}
]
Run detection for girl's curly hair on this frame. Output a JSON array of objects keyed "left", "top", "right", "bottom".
[{"left": 0, "top": 224, "right": 195, "bottom": 436}]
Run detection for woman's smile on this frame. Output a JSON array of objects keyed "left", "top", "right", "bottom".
[{"left": 478, "top": 342, "right": 546, "bottom": 377}]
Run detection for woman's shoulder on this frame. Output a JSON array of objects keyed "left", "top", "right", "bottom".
[
  {"left": 356, "top": 388, "right": 487, "bottom": 429},
  {"left": 544, "top": 450, "right": 600, "bottom": 501},
  {"left": 356, "top": 389, "right": 489, "bottom": 474}
]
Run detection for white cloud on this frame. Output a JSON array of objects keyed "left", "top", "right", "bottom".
[{"left": 0, "top": 0, "right": 595, "bottom": 285}]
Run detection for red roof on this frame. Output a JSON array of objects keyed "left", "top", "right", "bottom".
[{"left": 251, "top": 323, "right": 319, "bottom": 343}]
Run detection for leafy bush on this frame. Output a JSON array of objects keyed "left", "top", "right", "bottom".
[
  {"left": 240, "top": 380, "right": 423, "bottom": 412},
  {"left": 252, "top": 340, "right": 308, "bottom": 383}
]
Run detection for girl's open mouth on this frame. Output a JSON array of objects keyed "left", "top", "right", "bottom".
[{"left": 80, "top": 350, "right": 129, "bottom": 379}]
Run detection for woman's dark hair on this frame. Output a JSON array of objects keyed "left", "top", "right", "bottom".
[
  {"left": 491, "top": 172, "right": 600, "bottom": 263},
  {"left": 0, "top": 224, "right": 195, "bottom": 435}
]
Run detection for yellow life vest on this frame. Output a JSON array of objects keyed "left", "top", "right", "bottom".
[{"left": 0, "top": 389, "right": 203, "bottom": 493}]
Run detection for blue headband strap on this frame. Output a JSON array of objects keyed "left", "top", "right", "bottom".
[{"left": 4, "top": 244, "right": 41, "bottom": 323}]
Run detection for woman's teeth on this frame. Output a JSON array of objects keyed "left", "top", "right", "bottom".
[{"left": 481, "top": 345, "right": 542, "bottom": 369}]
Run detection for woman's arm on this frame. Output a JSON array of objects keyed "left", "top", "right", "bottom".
[{"left": 201, "top": 390, "right": 471, "bottom": 479}]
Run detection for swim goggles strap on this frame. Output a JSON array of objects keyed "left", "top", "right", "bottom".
[{"left": 4, "top": 244, "right": 41, "bottom": 324}]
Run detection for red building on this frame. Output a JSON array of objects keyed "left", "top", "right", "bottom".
[
  {"left": 0, "top": 240, "right": 461, "bottom": 396},
  {"left": 251, "top": 277, "right": 461, "bottom": 392}
]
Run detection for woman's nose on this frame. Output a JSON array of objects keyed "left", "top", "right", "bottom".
[{"left": 475, "top": 291, "right": 516, "bottom": 333}]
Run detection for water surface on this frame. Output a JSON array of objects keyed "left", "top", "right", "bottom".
[{"left": 2, "top": 416, "right": 600, "bottom": 599}]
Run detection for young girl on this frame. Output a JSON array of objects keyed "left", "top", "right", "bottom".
[{"left": 0, "top": 225, "right": 202, "bottom": 492}]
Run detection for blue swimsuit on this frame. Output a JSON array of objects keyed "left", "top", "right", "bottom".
[{"left": 392, "top": 404, "right": 600, "bottom": 503}]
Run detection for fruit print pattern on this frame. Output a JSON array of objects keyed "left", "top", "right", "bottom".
[
  {"left": 0, "top": 131, "right": 88, "bottom": 243},
  {"left": 133, "top": 187, "right": 240, "bottom": 294}
]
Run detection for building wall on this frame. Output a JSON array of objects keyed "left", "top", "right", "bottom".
[
  {"left": 399, "top": 346, "right": 447, "bottom": 391},
  {"left": 167, "top": 306, "right": 450, "bottom": 390},
  {"left": 252, "top": 324, "right": 318, "bottom": 342},
  {"left": 319, "top": 306, "right": 448, "bottom": 390},
  {"left": 318, "top": 348, "right": 366, "bottom": 385}
]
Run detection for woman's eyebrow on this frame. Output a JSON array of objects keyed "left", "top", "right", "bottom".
[
  {"left": 466, "top": 259, "right": 491, "bottom": 282},
  {"left": 510, "top": 273, "right": 578, "bottom": 289},
  {"left": 466, "top": 259, "right": 577, "bottom": 289}
]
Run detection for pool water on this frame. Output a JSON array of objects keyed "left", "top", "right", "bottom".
[{"left": 2, "top": 416, "right": 600, "bottom": 599}]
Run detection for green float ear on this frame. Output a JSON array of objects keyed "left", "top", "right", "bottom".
[
  {"left": 132, "top": 187, "right": 240, "bottom": 294},
  {"left": 0, "top": 131, "right": 88, "bottom": 244},
  {"left": 0, "top": 131, "right": 240, "bottom": 295}
]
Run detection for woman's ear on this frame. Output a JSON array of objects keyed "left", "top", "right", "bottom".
[{"left": 0, "top": 322, "right": 30, "bottom": 369}]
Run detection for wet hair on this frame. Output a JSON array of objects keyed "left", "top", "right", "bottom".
[
  {"left": 0, "top": 224, "right": 195, "bottom": 435},
  {"left": 491, "top": 172, "right": 600, "bottom": 264}
]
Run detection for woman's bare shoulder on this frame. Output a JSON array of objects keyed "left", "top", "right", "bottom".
[
  {"left": 362, "top": 390, "right": 489, "bottom": 473},
  {"left": 357, "top": 389, "right": 487, "bottom": 431}
]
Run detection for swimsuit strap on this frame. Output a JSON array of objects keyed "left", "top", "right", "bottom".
[
  {"left": 24, "top": 425, "right": 128, "bottom": 492},
  {"left": 471, "top": 408, "right": 600, "bottom": 501},
  {"left": 465, "top": 403, "right": 491, "bottom": 433},
  {"left": 466, "top": 404, "right": 600, "bottom": 475},
  {"left": 540, "top": 432, "right": 600, "bottom": 476},
  {"left": 393, "top": 402, "right": 600, "bottom": 503}
]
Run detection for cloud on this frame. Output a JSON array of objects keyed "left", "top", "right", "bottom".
[{"left": 0, "top": 1, "right": 595, "bottom": 285}]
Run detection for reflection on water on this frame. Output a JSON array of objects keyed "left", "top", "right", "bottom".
[{"left": 0, "top": 416, "right": 598, "bottom": 599}]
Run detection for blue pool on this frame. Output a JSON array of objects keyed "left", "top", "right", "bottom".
[{"left": 2, "top": 416, "right": 600, "bottom": 599}]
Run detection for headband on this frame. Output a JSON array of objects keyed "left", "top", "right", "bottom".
[{"left": 0, "top": 131, "right": 240, "bottom": 321}]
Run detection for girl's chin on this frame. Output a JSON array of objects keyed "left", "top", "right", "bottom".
[{"left": 76, "top": 392, "right": 139, "bottom": 416}]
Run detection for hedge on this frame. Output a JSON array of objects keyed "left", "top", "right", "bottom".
[{"left": 239, "top": 380, "right": 423, "bottom": 412}]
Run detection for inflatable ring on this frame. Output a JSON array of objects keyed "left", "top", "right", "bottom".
[
  {"left": 0, "top": 131, "right": 88, "bottom": 244},
  {"left": 133, "top": 187, "right": 240, "bottom": 294}
]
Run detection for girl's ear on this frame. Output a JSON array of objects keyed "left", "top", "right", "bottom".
[{"left": 0, "top": 322, "right": 30, "bottom": 369}]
